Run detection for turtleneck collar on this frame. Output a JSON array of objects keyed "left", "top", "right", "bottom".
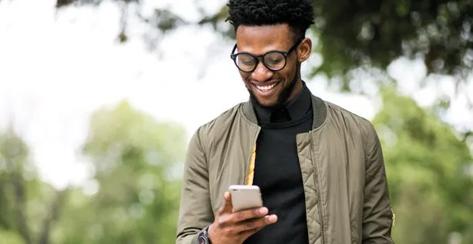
[{"left": 251, "top": 81, "right": 312, "bottom": 125}]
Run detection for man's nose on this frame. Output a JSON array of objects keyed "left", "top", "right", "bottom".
[{"left": 250, "top": 62, "right": 273, "bottom": 82}]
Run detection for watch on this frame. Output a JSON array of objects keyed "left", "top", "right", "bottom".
[{"left": 197, "top": 225, "right": 212, "bottom": 244}]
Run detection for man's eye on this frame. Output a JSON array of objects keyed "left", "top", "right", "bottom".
[
  {"left": 268, "top": 57, "right": 283, "bottom": 64},
  {"left": 238, "top": 57, "right": 255, "bottom": 66},
  {"left": 265, "top": 54, "right": 284, "bottom": 65}
]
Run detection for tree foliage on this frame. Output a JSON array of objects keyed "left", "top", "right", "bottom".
[
  {"left": 51, "top": 101, "right": 186, "bottom": 244},
  {"left": 0, "top": 130, "right": 66, "bottom": 244},
  {"left": 374, "top": 87, "right": 473, "bottom": 243},
  {"left": 0, "top": 101, "right": 187, "bottom": 244},
  {"left": 313, "top": 0, "right": 473, "bottom": 77}
]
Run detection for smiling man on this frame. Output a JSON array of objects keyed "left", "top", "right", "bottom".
[
  {"left": 231, "top": 24, "right": 307, "bottom": 108},
  {"left": 177, "top": 1, "right": 393, "bottom": 244}
]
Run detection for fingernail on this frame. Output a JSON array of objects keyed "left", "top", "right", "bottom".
[
  {"left": 259, "top": 207, "right": 268, "bottom": 215},
  {"left": 267, "top": 214, "right": 277, "bottom": 223}
]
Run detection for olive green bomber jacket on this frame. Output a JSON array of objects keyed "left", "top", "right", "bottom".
[{"left": 176, "top": 95, "right": 393, "bottom": 244}]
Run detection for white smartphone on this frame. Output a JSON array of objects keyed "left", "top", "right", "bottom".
[{"left": 229, "top": 185, "right": 263, "bottom": 211}]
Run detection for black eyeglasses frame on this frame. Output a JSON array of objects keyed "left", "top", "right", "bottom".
[{"left": 230, "top": 37, "right": 304, "bottom": 73}]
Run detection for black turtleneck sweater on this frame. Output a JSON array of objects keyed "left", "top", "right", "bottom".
[{"left": 245, "top": 82, "right": 313, "bottom": 244}]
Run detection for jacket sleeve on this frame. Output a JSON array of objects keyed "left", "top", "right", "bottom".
[
  {"left": 362, "top": 124, "right": 394, "bottom": 244},
  {"left": 176, "top": 128, "right": 214, "bottom": 244}
]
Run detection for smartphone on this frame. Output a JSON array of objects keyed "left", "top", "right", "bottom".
[{"left": 229, "top": 185, "right": 263, "bottom": 211}]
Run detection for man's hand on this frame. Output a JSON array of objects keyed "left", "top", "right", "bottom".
[{"left": 208, "top": 191, "right": 277, "bottom": 244}]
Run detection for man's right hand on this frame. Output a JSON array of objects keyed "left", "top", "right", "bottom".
[{"left": 208, "top": 191, "right": 278, "bottom": 244}]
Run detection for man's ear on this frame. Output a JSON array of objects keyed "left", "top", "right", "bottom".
[{"left": 297, "top": 38, "right": 312, "bottom": 62}]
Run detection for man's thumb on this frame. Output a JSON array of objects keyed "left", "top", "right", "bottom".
[{"left": 220, "top": 191, "right": 233, "bottom": 214}]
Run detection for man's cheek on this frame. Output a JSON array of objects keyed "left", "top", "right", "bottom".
[{"left": 239, "top": 71, "right": 249, "bottom": 79}]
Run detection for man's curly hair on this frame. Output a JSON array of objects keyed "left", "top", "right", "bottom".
[{"left": 227, "top": 0, "right": 314, "bottom": 41}]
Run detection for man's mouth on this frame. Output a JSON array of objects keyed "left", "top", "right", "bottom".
[{"left": 254, "top": 82, "right": 278, "bottom": 93}]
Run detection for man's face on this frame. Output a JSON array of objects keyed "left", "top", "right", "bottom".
[{"left": 234, "top": 24, "right": 309, "bottom": 108}]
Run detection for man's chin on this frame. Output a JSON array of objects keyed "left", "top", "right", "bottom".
[{"left": 250, "top": 92, "right": 280, "bottom": 108}]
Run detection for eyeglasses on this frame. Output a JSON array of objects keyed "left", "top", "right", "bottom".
[{"left": 230, "top": 38, "right": 304, "bottom": 73}]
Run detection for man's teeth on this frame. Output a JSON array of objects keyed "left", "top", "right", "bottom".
[{"left": 256, "top": 83, "right": 276, "bottom": 91}]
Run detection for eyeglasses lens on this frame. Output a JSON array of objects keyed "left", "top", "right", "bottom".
[
  {"left": 263, "top": 52, "right": 286, "bottom": 71},
  {"left": 236, "top": 54, "right": 257, "bottom": 72}
]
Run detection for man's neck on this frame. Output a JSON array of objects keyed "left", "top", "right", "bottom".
[
  {"left": 286, "top": 78, "right": 303, "bottom": 104},
  {"left": 251, "top": 80, "right": 312, "bottom": 124}
]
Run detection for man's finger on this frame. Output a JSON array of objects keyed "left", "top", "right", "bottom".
[
  {"left": 232, "top": 207, "right": 268, "bottom": 223},
  {"left": 219, "top": 191, "right": 233, "bottom": 214},
  {"left": 235, "top": 214, "right": 278, "bottom": 233}
]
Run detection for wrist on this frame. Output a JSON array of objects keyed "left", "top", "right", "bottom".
[
  {"left": 207, "top": 224, "right": 215, "bottom": 244},
  {"left": 197, "top": 225, "right": 212, "bottom": 244}
]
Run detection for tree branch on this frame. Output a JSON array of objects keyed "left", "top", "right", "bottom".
[
  {"left": 11, "top": 170, "right": 32, "bottom": 244},
  {"left": 38, "top": 188, "right": 69, "bottom": 244}
]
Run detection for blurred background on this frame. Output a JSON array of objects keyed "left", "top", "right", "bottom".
[{"left": 0, "top": 0, "right": 472, "bottom": 243}]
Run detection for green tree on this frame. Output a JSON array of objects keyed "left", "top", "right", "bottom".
[
  {"left": 52, "top": 101, "right": 186, "bottom": 244},
  {"left": 0, "top": 129, "right": 67, "bottom": 244},
  {"left": 373, "top": 87, "right": 473, "bottom": 243}
]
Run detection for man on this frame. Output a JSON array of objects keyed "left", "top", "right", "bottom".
[{"left": 177, "top": 0, "right": 393, "bottom": 243}]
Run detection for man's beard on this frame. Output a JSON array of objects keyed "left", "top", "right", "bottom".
[{"left": 249, "top": 64, "right": 300, "bottom": 110}]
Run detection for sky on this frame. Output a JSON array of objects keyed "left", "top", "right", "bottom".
[{"left": 0, "top": 0, "right": 472, "bottom": 190}]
